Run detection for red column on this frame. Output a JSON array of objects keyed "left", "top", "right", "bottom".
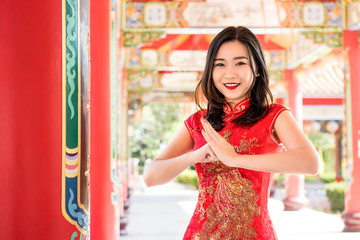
[
  {"left": 90, "top": 0, "right": 118, "bottom": 239},
  {"left": 0, "top": 1, "right": 76, "bottom": 238},
  {"left": 282, "top": 69, "right": 308, "bottom": 210},
  {"left": 342, "top": 30, "right": 360, "bottom": 232}
]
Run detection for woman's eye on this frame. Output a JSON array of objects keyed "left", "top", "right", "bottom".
[
  {"left": 214, "top": 62, "right": 224, "bottom": 67},
  {"left": 236, "top": 62, "right": 245, "bottom": 66}
]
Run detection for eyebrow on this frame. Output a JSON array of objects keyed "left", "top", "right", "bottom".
[{"left": 214, "top": 56, "right": 248, "bottom": 61}]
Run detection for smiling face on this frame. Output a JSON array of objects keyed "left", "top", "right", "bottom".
[{"left": 212, "top": 40, "right": 256, "bottom": 109}]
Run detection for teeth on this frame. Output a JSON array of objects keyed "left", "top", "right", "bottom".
[{"left": 225, "top": 83, "right": 239, "bottom": 87}]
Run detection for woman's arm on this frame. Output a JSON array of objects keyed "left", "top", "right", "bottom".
[
  {"left": 201, "top": 111, "right": 321, "bottom": 175},
  {"left": 143, "top": 124, "right": 217, "bottom": 187}
]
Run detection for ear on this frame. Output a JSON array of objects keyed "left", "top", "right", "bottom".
[{"left": 255, "top": 67, "right": 260, "bottom": 77}]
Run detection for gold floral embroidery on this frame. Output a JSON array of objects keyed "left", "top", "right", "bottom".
[
  {"left": 223, "top": 130, "right": 232, "bottom": 142},
  {"left": 193, "top": 132, "right": 261, "bottom": 240},
  {"left": 195, "top": 162, "right": 260, "bottom": 239},
  {"left": 234, "top": 132, "right": 260, "bottom": 154}
]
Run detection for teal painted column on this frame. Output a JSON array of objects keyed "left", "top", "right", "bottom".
[{"left": 0, "top": 0, "right": 83, "bottom": 238}]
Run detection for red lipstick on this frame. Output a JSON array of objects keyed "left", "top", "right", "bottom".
[{"left": 224, "top": 83, "right": 240, "bottom": 90}]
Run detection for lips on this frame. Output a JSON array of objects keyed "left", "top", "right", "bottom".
[{"left": 224, "top": 83, "right": 240, "bottom": 90}]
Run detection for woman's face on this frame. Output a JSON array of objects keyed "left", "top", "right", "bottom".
[{"left": 212, "top": 40, "right": 256, "bottom": 108}]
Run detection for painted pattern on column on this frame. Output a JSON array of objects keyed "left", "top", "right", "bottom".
[
  {"left": 110, "top": 2, "right": 123, "bottom": 218},
  {"left": 62, "top": 0, "right": 90, "bottom": 237}
]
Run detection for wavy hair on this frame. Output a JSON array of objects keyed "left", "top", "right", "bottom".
[{"left": 195, "top": 26, "right": 273, "bottom": 131}]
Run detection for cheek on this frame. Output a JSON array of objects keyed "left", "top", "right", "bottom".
[
  {"left": 212, "top": 70, "right": 220, "bottom": 80},
  {"left": 213, "top": 80, "right": 222, "bottom": 91},
  {"left": 241, "top": 69, "right": 254, "bottom": 81},
  {"left": 212, "top": 71, "right": 222, "bottom": 85}
]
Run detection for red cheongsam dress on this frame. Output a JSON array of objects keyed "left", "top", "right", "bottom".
[{"left": 183, "top": 98, "right": 288, "bottom": 240}]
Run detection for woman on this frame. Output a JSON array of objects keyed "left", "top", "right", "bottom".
[{"left": 143, "top": 26, "right": 320, "bottom": 240}]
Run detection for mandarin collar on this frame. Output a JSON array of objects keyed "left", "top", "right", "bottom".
[{"left": 223, "top": 98, "right": 250, "bottom": 120}]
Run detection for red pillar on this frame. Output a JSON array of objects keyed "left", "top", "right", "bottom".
[
  {"left": 90, "top": 0, "right": 118, "bottom": 239},
  {"left": 342, "top": 30, "right": 360, "bottom": 232},
  {"left": 282, "top": 69, "right": 308, "bottom": 210},
  {"left": 0, "top": 1, "right": 77, "bottom": 238}
]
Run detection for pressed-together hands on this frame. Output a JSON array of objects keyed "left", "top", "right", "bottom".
[
  {"left": 198, "top": 112, "right": 321, "bottom": 175},
  {"left": 196, "top": 118, "right": 239, "bottom": 166},
  {"left": 144, "top": 112, "right": 320, "bottom": 187}
]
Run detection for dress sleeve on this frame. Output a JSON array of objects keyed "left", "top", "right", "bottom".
[
  {"left": 184, "top": 110, "right": 205, "bottom": 142},
  {"left": 269, "top": 103, "right": 289, "bottom": 144}
]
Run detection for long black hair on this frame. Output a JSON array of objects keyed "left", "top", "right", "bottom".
[{"left": 195, "top": 26, "right": 273, "bottom": 131}]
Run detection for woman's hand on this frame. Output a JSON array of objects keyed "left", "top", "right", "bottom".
[
  {"left": 201, "top": 118, "right": 238, "bottom": 167},
  {"left": 199, "top": 111, "right": 320, "bottom": 175},
  {"left": 192, "top": 143, "right": 219, "bottom": 164}
]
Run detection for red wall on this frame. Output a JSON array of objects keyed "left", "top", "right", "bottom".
[{"left": 0, "top": 1, "right": 75, "bottom": 238}]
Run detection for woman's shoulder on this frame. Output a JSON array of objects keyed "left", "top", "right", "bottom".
[
  {"left": 270, "top": 102, "right": 288, "bottom": 112},
  {"left": 184, "top": 110, "right": 206, "bottom": 139},
  {"left": 185, "top": 109, "right": 206, "bottom": 126},
  {"left": 263, "top": 103, "right": 289, "bottom": 121}
]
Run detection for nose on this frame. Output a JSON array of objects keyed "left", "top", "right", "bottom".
[{"left": 224, "top": 66, "right": 237, "bottom": 79}]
